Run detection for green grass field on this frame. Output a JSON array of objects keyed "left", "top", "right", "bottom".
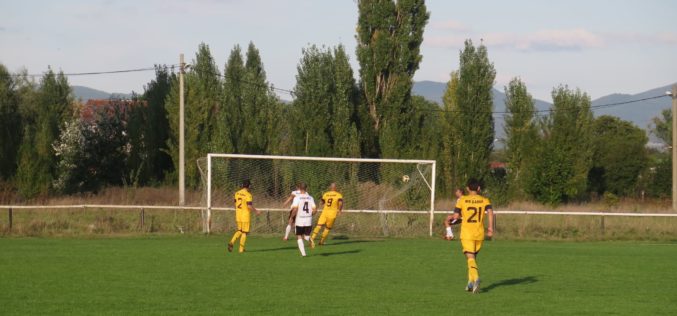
[{"left": 1, "top": 236, "right": 676, "bottom": 315}]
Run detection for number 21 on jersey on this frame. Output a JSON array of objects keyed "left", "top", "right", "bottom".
[{"left": 467, "top": 206, "right": 483, "bottom": 223}]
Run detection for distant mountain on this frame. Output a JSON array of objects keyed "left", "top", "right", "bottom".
[
  {"left": 72, "top": 85, "right": 133, "bottom": 102},
  {"left": 412, "top": 80, "right": 676, "bottom": 140},
  {"left": 591, "top": 85, "right": 674, "bottom": 131}
]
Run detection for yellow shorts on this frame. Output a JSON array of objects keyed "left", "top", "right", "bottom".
[
  {"left": 237, "top": 221, "right": 250, "bottom": 233},
  {"left": 461, "top": 239, "right": 483, "bottom": 255},
  {"left": 317, "top": 213, "right": 337, "bottom": 229}
]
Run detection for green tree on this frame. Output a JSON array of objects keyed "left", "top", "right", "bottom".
[
  {"left": 221, "top": 45, "right": 246, "bottom": 153},
  {"left": 53, "top": 102, "right": 129, "bottom": 193},
  {"left": 291, "top": 45, "right": 360, "bottom": 157},
  {"left": 289, "top": 45, "right": 363, "bottom": 192},
  {"left": 0, "top": 64, "right": 22, "bottom": 180},
  {"left": 15, "top": 68, "right": 72, "bottom": 198},
  {"left": 355, "top": 0, "right": 429, "bottom": 158},
  {"left": 526, "top": 86, "right": 593, "bottom": 204},
  {"left": 292, "top": 45, "right": 334, "bottom": 156},
  {"left": 166, "top": 43, "right": 223, "bottom": 188},
  {"left": 451, "top": 39, "right": 496, "bottom": 188},
  {"left": 240, "top": 42, "right": 281, "bottom": 155},
  {"left": 588, "top": 115, "right": 648, "bottom": 196},
  {"left": 503, "top": 78, "right": 538, "bottom": 199},
  {"left": 439, "top": 71, "right": 459, "bottom": 196},
  {"left": 331, "top": 45, "right": 362, "bottom": 159},
  {"left": 142, "top": 66, "right": 174, "bottom": 182}
]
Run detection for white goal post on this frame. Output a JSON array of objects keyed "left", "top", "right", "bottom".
[{"left": 202, "top": 154, "right": 436, "bottom": 236}]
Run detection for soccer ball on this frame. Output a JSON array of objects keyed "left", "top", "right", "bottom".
[{"left": 402, "top": 175, "right": 410, "bottom": 183}]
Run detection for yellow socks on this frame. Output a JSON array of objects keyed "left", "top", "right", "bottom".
[
  {"left": 467, "top": 258, "right": 479, "bottom": 282},
  {"left": 239, "top": 233, "right": 247, "bottom": 252},
  {"left": 311, "top": 226, "right": 322, "bottom": 241},
  {"left": 321, "top": 228, "right": 331, "bottom": 243}
]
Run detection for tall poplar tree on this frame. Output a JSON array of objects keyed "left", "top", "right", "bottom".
[
  {"left": 355, "top": 0, "right": 429, "bottom": 158},
  {"left": 166, "top": 43, "right": 223, "bottom": 187},
  {"left": 240, "top": 42, "right": 280, "bottom": 155},
  {"left": 143, "top": 66, "right": 174, "bottom": 182},
  {"left": 331, "top": 45, "right": 361, "bottom": 159},
  {"left": 292, "top": 45, "right": 334, "bottom": 156},
  {"left": 15, "top": 68, "right": 72, "bottom": 198},
  {"left": 451, "top": 40, "right": 496, "bottom": 188},
  {"left": 503, "top": 78, "right": 538, "bottom": 199},
  {"left": 440, "top": 71, "right": 459, "bottom": 195},
  {"left": 221, "top": 45, "right": 246, "bottom": 153}
]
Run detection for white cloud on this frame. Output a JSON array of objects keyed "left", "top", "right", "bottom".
[
  {"left": 425, "top": 28, "right": 605, "bottom": 51},
  {"left": 531, "top": 29, "right": 604, "bottom": 49},
  {"left": 427, "top": 27, "right": 677, "bottom": 52},
  {"left": 431, "top": 19, "right": 469, "bottom": 32}
]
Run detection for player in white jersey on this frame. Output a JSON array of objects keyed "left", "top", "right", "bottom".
[
  {"left": 283, "top": 184, "right": 302, "bottom": 241},
  {"left": 290, "top": 182, "right": 317, "bottom": 257},
  {"left": 444, "top": 188, "right": 464, "bottom": 240}
]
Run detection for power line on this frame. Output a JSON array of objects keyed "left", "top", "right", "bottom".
[
  {"left": 10, "top": 66, "right": 174, "bottom": 78},
  {"left": 7, "top": 64, "right": 295, "bottom": 95},
  {"left": 6, "top": 64, "right": 668, "bottom": 112}
]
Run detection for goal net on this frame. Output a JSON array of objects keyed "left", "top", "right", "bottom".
[{"left": 197, "top": 154, "right": 436, "bottom": 237}]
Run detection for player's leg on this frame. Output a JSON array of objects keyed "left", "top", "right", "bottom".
[
  {"left": 238, "top": 222, "right": 251, "bottom": 253},
  {"left": 444, "top": 215, "right": 455, "bottom": 240},
  {"left": 320, "top": 217, "right": 336, "bottom": 245},
  {"left": 311, "top": 214, "right": 327, "bottom": 242},
  {"left": 284, "top": 212, "right": 294, "bottom": 241},
  {"left": 461, "top": 239, "right": 481, "bottom": 292},
  {"left": 295, "top": 226, "right": 306, "bottom": 256},
  {"left": 229, "top": 222, "right": 244, "bottom": 252}
]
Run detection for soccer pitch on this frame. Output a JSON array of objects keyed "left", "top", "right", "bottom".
[{"left": 1, "top": 236, "right": 675, "bottom": 315}]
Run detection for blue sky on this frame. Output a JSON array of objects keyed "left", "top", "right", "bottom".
[{"left": 1, "top": 0, "right": 675, "bottom": 101}]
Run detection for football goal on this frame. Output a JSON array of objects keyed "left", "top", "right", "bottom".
[{"left": 198, "top": 154, "right": 436, "bottom": 237}]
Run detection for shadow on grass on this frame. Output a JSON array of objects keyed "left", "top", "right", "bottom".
[
  {"left": 317, "top": 249, "right": 362, "bottom": 257},
  {"left": 247, "top": 246, "right": 298, "bottom": 253},
  {"left": 482, "top": 276, "right": 538, "bottom": 293},
  {"left": 324, "top": 239, "right": 384, "bottom": 246}
]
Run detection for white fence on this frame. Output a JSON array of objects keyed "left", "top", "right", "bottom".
[{"left": 2, "top": 204, "right": 676, "bottom": 235}]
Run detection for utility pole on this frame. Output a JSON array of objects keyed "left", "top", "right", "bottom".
[
  {"left": 179, "top": 54, "right": 186, "bottom": 206},
  {"left": 670, "top": 84, "right": 677, "bottom": 212}
]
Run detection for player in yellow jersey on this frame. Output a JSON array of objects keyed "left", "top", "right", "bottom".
[
  {"left": 311, "top": 183, "right": 343, "bottom": 245},
  {"left": 451, "top": 178, "right": 494, "bottom": 294},
  {"left": 228, "top": 179, "right": 261, "bottom": 253}
]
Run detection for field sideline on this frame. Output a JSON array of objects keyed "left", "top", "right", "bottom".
[{"left": 1, "top": 236, "right": 676, "bottom": 315}]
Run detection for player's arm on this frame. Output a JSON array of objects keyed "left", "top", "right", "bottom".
[
  {"left": 451, "top": 207, "right": 461, "bottom": 221},
  {"left": 444, "top": 214, "right": 453, "bottom": 227},
  {"left": 248, "top": 201, "right": 261, "bottom": 216},
  {"left": 290, "top": 205, "right": 298, "bottom": 218},
  {"left": 311, "top": 205, "right": 317, "bottom": 216},
  {"left": 337, "top": 198, "right": 344, "bottom": 216},
  {"left": 283, "top": 194, "right": 295, "bottom": 207},
  {"left": 486, "top": 205, "right": 494, "bottom": 237}
]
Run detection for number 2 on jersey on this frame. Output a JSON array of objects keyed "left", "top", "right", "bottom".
[{"left": 236, "top": 198, "right": 243, "bottom": 209}]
